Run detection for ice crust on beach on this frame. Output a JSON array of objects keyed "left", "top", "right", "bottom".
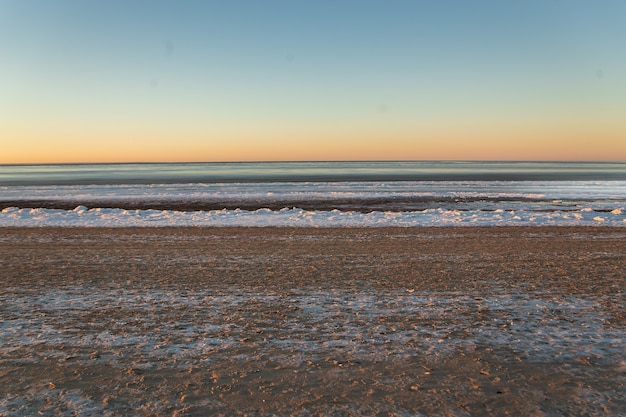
[
  {"left": 1, "top": 287, "right": 624, "bottom": 415},
  {"left": 1, "top": 205, "right": 625, "bottom": 227},
  {"left": 2, "top": 286, "right": 623, "bottom": 366},
  {"left": 1, "top": 225, "right": 624, "bottom": 416}
]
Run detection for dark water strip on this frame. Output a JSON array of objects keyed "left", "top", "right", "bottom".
[{"left": 0, "top": 196, "right": 610, "bottom": 213}]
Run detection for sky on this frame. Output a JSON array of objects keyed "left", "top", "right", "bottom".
[{"left": 1, "top": 0, "right": 625, "bottom": 163}]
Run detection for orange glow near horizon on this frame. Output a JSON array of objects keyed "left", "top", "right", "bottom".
[
  {"left": 2, "top": 101, "right": 625, "bottom": 164},
  {"left": 2, "top": 124, "right": 625, "bottom": 164}
]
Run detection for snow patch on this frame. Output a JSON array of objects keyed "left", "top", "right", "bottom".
[{"left": 1, "top": 206, "right": 625, "bottom": 227}]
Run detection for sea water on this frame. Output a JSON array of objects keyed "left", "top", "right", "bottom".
[{"left": 1, "top": 161, "right": 625, "bottom": 227}]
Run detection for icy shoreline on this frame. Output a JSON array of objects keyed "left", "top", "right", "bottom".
[{"left": 1, "top": 205, "right": 625, "bottom": 227}]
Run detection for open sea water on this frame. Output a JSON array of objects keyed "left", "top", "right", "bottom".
[{"left": 1, "top": 161, "right": 625, "bottom": 227}]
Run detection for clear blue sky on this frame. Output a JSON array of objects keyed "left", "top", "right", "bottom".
[{"left": 1, "top": 0, "right": 625, "bottom": 162}]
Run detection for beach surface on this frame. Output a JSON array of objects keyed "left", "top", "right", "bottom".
[{"left": 1, "top": 227, "right": 624, "bottom": 416}]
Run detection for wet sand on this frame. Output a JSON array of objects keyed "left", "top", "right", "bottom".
[{"left": 1, "top": 227, "right": 624, "bottom": 416}]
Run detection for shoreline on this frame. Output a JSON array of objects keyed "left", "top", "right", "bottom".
[{"left": 1, "top": 226, "right": 624, "bottom": 416}]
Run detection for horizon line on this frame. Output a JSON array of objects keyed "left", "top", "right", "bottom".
[{"left": 2, "top": 159, "right": 626, "bottom": 167}]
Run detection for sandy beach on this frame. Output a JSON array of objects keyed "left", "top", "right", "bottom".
[{"left": 1, "top": 227, "right": 624, "bottom": 416}]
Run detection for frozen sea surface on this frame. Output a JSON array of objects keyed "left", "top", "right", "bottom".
[{"left": 1, "top": 162, "right": 625, "bottom": 227}]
